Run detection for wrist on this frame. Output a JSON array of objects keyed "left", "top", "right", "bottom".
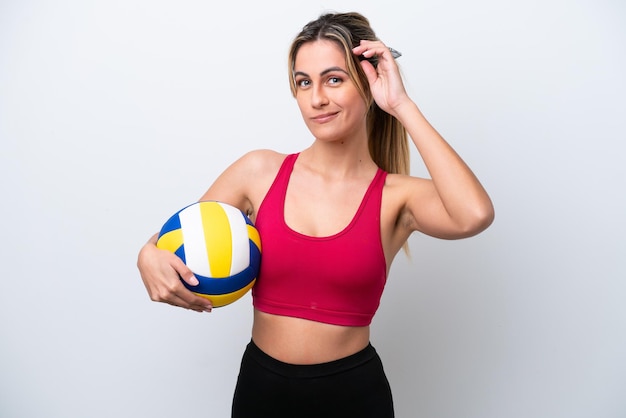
[{"left": 392, "top": 99, "right": 422, "bottom": 124}]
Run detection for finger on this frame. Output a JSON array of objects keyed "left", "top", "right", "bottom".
[
  {"left": 353, "top": 40, "right": 392, "bottom": 58},
  {"left": 167, "top": 295, "right": 212, "bottom": 313},
  {"left": 162, "top": 250, "right": 200, "bottom": 286},
  {"left": 170, "top": 287, "right": 213, "bottom": 312},
  {"left": 148, "top": 269, "right": 213, "bottom": 312},
  {"left": 167, "top": 258, "right": 212, "bottom": 311},
  {"left": 359, "top": 59, "right": 379, "bottom": 85}
]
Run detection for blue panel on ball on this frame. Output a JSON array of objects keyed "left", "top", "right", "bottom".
[
  {"left": 159, "top": 213, "right": 182, "bottom": 235},
  {"left": 174, "top": 244, "right": 186, "bottom": 264},
  {"left": 182, "top": 241, "right": 261, "bottom": 295}
]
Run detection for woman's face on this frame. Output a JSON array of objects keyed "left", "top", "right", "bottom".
[{"left": 292, "top": 40, "right": 368, "bottom": 143}]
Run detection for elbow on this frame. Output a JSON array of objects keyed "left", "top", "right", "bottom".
[
  {"left": 462, "top": 201, "right": 495, "bottom": 238},
  {"left": 477, "top": 204, "right": 495, "bottom": 233},
  {"left": 447, "top": 199, "right": 494, "bottom": 239}
]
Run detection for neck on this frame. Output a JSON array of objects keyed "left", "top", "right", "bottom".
[{"left": 299, "top": 141, "right": 377, "bottom": 179}]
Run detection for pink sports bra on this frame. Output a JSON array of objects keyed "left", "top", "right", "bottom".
[{"left": 252, "top": 153, "right": 388, "bottom": 326}]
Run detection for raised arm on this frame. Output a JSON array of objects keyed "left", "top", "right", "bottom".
[{"left": 354, "top": 40, "right": 494, "bottom": 239}]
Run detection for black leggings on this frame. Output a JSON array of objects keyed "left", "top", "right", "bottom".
[{"left": 231, "top": 340, "right": 394, "bottom": 418}]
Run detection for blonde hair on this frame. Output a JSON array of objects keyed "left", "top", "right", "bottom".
[{"left": 288, "top": 12, "right": 410, "bottom": 176}]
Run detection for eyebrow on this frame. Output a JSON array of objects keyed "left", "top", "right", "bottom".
[{"left": 293, "top": 66, "right": 349, "bottom": 78}]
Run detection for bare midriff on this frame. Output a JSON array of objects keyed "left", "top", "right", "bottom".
[{"left": 251, "top": 309, "right": 371, "bottom": 365}]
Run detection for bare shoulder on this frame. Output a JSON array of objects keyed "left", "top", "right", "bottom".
[
  {"left": 201, "top": 149, "right": 288, "bottom": 218},
  {"left": 234, "top": 149, "right": 288, "bottom": 177}
]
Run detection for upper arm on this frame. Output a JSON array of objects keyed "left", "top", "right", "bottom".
[
  {"left": 198, "top": 149, "right": 284, "bottom": 219},
  {"left": 388, "top": 174, "right": 489, "bottom": 241},
  {"left": 403, "top": 178, "right": 463, "bottom": 239}
]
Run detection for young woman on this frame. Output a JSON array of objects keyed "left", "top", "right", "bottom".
[{"left": 137, "top": 12, "right": 494, "bottom": 417}]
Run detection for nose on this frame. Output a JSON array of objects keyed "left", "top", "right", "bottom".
[{"left": 311, "top": 85, "right": 329, "bottom": 108}]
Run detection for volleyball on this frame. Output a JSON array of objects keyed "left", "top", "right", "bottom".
[{"left": 156, "top": 201, "right": 261, "bottom": 308}]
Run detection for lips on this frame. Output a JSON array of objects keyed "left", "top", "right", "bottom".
[{"left": 311, "top": 112, "right": 339, "bottom": 124}]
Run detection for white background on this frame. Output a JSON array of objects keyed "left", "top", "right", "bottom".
[{"left": 1, "top": 0, "right": 625, "bottom": 417}]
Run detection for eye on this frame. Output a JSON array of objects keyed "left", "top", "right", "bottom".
[
  {"left": 327, "top": 76, "right": 342, "bottom": 86},
  {"left": 296, "top": 78, "right": 311, "bottom": 89}
]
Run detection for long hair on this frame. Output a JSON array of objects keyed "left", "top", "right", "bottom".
[{"left": 287, "top": 12, "right": 410, "bottom": 176}]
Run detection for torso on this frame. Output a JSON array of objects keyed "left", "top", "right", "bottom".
[
  {"left": 251, "top": 310, "right": 370, "bottom": 364},
  {"left": 231, "top": 149, "right": 413, "bottom": 364}
]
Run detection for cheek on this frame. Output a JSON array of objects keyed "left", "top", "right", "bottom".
[
  {"left": 337, "top": 86, "right": 365, "bottom": 107},
  {"left": 295, "top": 91, "right": 309, "bottom": 111},
  {"left": 295, "top": 98, "right": 310, "bottom": 122},
  {"left": 341, "top": 91, "right": 368, "bottom": 117}
]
